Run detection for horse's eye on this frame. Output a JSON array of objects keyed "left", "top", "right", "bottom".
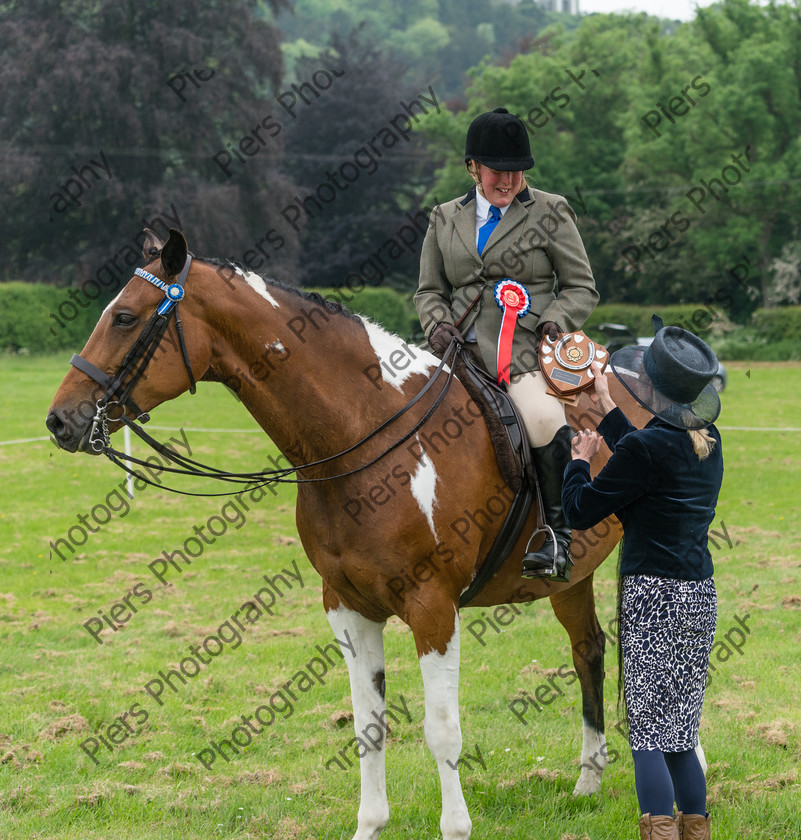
[{"left": 113, "top": 312, "right": 138, "bottom": 328}]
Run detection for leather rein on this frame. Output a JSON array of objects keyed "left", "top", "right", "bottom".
[{"left": 76, "top": 257, "right": 461, "bottom": 497}]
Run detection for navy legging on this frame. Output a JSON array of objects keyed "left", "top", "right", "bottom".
[{"left": 632, "top": 748, "right": 707, "bottom": 816}]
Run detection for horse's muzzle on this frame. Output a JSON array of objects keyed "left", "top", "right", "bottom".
[{"left": 45, "top": 409, "right": 100, "bottom": 455}]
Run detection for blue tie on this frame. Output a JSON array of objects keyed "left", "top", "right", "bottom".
[{"left": 477, "top": 205, "right": 501, "bottom": 255}]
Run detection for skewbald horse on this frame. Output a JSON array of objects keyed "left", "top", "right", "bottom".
[{"left": 47, "top": 229, "right": 649, "bottom": 840}]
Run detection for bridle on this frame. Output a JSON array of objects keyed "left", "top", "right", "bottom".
[
  {"left": 75, "top": 257, "right": 461, "bottom": 496},
  {"left": 73, "top": 255, "right": 196, "bottom": 447}
]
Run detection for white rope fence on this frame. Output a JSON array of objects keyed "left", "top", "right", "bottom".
[{"left": 6, "top": 424, "right": 801, "bottom": 448}]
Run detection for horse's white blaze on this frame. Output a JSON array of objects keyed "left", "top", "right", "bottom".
[
  {"left": 102, "top": 290, "right": 123, "bottom": 316},
  {"left": 363, "top": 320, "right": 439, "bottom": 391},
  {"left": 236, "top": 266, "right": 280, "bottom": 308},
  {"left": 326, "top": 606, "right": 389, "bottom": 840},
  {"left": 419, "top": 613, "right": 472, "bottom": 840},
  {"left": 410, "top": 444, "right": 438, "bottom": 538},
  {"left": 572, "top": 721, "right": 607, "bottom": 796}
]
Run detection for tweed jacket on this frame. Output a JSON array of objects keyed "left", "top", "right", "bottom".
[
  {"left": 562, "top": 407, "right": 724, "bottom": 580},
  {"left": 414, "top": 185, "right": 598, "bottom": 378}
]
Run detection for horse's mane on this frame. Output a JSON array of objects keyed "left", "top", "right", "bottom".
[{"left": 199, "top": 256, "right": 362, "bottom": 325}]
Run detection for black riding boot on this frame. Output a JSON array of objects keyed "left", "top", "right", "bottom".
[{"left": 521, "top": 424, "right": 574, "bottom": 582}]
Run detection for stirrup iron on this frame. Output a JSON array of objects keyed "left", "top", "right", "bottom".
[{"left": 521, "top": 525, "right": 574, "bottom": 582}]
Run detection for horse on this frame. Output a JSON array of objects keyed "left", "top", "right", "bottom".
[{"left": 46, "top": 228, "right": 651, "bottom": 840}]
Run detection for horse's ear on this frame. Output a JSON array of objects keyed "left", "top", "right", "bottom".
[
  {"left": 161, "top": 228, "right": 188, "bottom": 277},
  {"left": 142, "top": 228, "right": 165, "bottom": 260}
]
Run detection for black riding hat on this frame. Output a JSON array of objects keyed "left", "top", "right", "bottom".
[
  {"left": 464, "top": 107, "right": 534, "bottom": 171},
  {"left": 610, "top": 315, "right": 722, "bottom": 430}
]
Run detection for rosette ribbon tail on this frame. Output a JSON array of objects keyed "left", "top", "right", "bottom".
[{"left": 493, "top": 279, "right": 531, "bottom": 386}]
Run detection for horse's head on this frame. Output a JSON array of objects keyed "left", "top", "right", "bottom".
[{"left": 46, "top": 228, "right": 211, "bottom": 453}]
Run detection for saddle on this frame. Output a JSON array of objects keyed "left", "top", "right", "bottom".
[{"left": 453, "top": 348, "right": 542, "bottom": 606}]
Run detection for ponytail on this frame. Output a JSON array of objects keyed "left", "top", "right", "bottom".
[{"left": 689, "top": 427, "right": 716, "bottom": 460}]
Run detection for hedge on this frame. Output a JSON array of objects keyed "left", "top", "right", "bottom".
[
  {"left": 585, "top": 304, "right": 801, "bottom": 361},
  {"left": 749, "top": 306, "right": 801, "bottom": 343},
  {"left": 584, "top": 303, "right": 737, "bottom": 338},
  {"left": 3, "top": 279, "right": 800, "bottom": 357},
  {"left": 0, "top": 282, "right": 104, "bottom": 353}
]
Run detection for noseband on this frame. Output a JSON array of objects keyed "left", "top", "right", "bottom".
[{"left": 72, "top": 255, "right": 197, "bottom": 451}]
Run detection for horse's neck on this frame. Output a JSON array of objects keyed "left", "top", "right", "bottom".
[{"left": 203, "top": 272, "right": 405, "bottom": 467}]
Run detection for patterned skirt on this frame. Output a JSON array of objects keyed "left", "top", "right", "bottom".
[{"left": 621, "top": 574, "right": 717, "bottom": 752}]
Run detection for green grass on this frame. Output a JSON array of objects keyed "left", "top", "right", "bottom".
[{"left": 1, "top": 356, "right": 800, "bottom": 839}]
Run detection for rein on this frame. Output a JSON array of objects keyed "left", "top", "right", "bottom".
[
  {"left": 105, "top": 341, "right": 459, "bottom": 495},
  {"left": 80, "top": 260, "right": 461, "bottom": 495}
]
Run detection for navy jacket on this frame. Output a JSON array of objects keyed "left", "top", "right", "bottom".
[{"left": 562, "top": 408, "right": 723, "bottom": 580}]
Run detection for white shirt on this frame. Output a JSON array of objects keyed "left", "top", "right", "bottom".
[{"left": 474, "top": 189, "right": 511, "bottom": 245}]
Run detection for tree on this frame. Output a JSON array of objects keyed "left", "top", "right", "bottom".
[
  {"left": 275, "top": 0, "right": 549, "bottom": 99},
  {"left": 279, "top": 28, "right": 438, "bottom": 290},
  {"left": 622, "top": 0, "right": 801, "bottom": 313},
  {"left": 0, "top": 0, "right": 298, "bottom": 291}
]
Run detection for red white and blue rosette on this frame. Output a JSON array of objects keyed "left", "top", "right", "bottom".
[{"left": 494, "top": 279, "right": 531, "bottom": 385}]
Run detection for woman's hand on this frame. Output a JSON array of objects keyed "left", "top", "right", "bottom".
[
  {"left": 589, "top": 361, "right": 616, "bottom": 416},
  {"left": 571, "top": 428, "right": 601, "bottom": 462}
]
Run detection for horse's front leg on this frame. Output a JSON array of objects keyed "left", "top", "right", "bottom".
[
  {"left": 415, "top": 606, "right": 472, "bottom": 840},
  {"left": 326, "top": 604, "right": 389, "bottom": 840},
  {"left": 549, "top": 572, "right": 608, "bottom": 796}
]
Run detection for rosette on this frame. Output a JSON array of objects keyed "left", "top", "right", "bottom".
[{"left": 494, "top": 279, "right": 531, "bottom": 385}]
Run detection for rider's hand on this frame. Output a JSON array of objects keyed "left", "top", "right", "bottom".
[
  {"left": 540, "top": 321, "right": 560, "bottom": 342},
  {"left": 429, "top": 322, "right": 464, "bottom": 355}
]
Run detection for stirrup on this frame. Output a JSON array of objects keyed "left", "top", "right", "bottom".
[{"left": 521, "top": 526, "right": 574, "bottom": 582}]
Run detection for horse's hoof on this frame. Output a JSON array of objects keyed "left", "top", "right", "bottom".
[{"left": 572, "top": 776, "right": 602, "bottom": 796}]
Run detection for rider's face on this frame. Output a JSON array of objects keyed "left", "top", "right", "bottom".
[{"left": 475, "top": 164, "right": 524, "bottom": 207}]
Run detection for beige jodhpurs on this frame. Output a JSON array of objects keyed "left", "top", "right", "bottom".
[
  {"left": 462, "top": 343, "right": 566, "bottom": 448},
  {"left": 506, "top": 370, "right": 567, "bottom": 448}
]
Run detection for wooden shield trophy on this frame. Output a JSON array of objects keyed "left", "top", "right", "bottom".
[{"left": 539, "top": 331, "right": 608, "bottom": 404}]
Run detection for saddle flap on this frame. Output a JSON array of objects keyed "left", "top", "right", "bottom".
[
  {"left": 455, "top": 348, "right": 537, "bottom": 493},
  {"left": 455, "top": 347, "right": 542, "bottom": 608}
]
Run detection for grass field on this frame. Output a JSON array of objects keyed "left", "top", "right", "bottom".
[{"left": 1, "top": 355, "right": 800, "bottom": 840}]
